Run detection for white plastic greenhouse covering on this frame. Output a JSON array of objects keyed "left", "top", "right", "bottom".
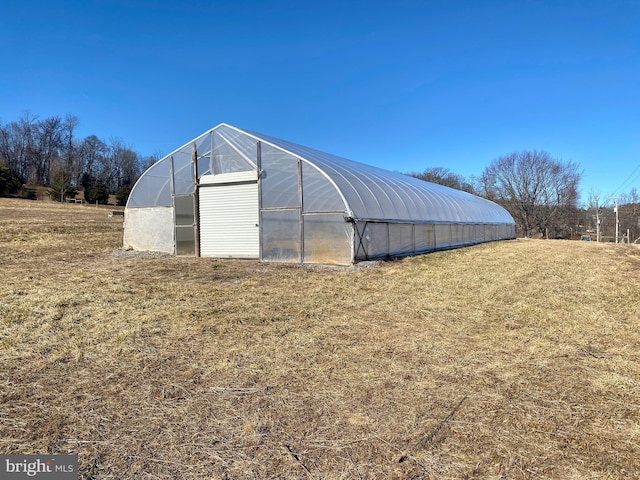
[{"left": 123, "top": 123, "right": 515, "bottom": 264}]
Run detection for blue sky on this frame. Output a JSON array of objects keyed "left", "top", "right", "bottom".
[{"left": 1, "top": 0, "right": 638, "bottom": 205}]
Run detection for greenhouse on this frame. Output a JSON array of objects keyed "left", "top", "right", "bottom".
[{"left": 123, "top": 123, "right": 515, "bottom": 265}]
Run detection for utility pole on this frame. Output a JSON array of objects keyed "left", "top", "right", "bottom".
[
  {"left": 594, "top": 199, "right": 601, "bottom": 242},
  {"left": 614, "top": 197, "right": 620, "bottom": 243}
]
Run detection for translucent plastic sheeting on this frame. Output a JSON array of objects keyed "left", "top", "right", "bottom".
[
  {"left": 261, "top": 209, "right": 301, "bottom": 262},
  {"left": 194, "top": 132, "right": 213, "bottom": 176},
  {"left": 415, "top": 224, "right": 436, "bottom": 253},
  {"left": 357, "top": 223, "right": 389, "bottom": 260},
  {"left": 129, "top": 123, "right": 513, "bottom": 226},
  {"left": 354, "top": 221, "right": 514, "bottom": 261},
  {"left": 303, "top": 213, "right": 352, "bottom": 265},
  {"left": 175, "top": 226, "right": 196, "bottom": 255},
  {"left": 174, "top": 195, "right": 196, "bottom": 256},
  {"left": 174, "top": 195, "right": 195, "bottom": 226},
  {"left": 126, "top": 147, "right": 194, "bottom": 208},
  {"left": 451, "top": 224, "right": 464, "bottom": 247},
  {"left": 434, "top": 224, "right": 453, "bottom": 250},
  {"left": 356, "top": 222, "right": 434, "bottom": 260},
  {"left": 246, "top": 127, "right": 514, "bottom": 224},
  {"left": 301, "top": 162, "right": 346, "bottom": 213},
  {"left": 389, "top": 224, "right": 415, "bottom": 256},
  {"left": 212, "top": 127, "right": 257, "bottom": 174},
  {"left": 497, "top": 224, "right": 515, "bottom": 240},
  {"left": 260, "top": 144, "right": 300, "bottom": 209},
  {"left": 172, "top": 150, "right": 195, "bottom": 196},
  {"left": 220, "top": 125, "right": 258, "bottom": 167},
  {"left": 127, "top": 157, "right": 172, "bottom": 208},
  {"left": 125, "top": 123, "right": 515, "bottom": 263},
  {"left": 122, "top": 206, "right": 174, "bottom": 253}
]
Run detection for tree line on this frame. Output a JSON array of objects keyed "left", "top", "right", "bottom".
[
  {"left": 410, "top": 150, "right": 639, "bottom": 243},
  {"left": 0, "top": 112, "right": 157, "bottom": 205},
  {"left": 1, "top": 112, "right": 636, "bottom": 241}
]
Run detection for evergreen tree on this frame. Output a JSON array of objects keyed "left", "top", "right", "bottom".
[{"left": 48, "top": 171, "right": 77, "bottom": 202}]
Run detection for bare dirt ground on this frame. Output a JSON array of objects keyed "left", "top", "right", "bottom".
[{"left": 1, "top": 197, "right": 639, "bottom": 479}]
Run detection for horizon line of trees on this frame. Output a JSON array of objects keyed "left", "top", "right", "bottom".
[
  {"left": 0, "top": 112, "right": 159, "bottom": 205},
  {"left": 1, "top": 112, "right": 637, "bottom": 241},
  {"left": 409, "top": 151, "right": 639, "bottom": 242}
]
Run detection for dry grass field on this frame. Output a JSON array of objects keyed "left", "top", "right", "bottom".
[{"left": 1, "top": 197, "right": 639, "bottom": 479}]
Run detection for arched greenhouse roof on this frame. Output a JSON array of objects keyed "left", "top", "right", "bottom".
[
  {"left": 246, "top": 127, "right": 512, "bottom": 224},
  {"left": 127, "top": 123, "right": 514, "bottom": 226}
]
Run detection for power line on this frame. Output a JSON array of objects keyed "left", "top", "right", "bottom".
[
  {"left": 592, "top": 164, "right": 640, "bottom": 209},
  {"left": 611, "top": 163, "right": 640, "bottom": 197}
]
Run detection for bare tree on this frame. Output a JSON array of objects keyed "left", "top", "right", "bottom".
[
  {"left": 59, "top": 115, "right": 81, "bottom": 186},
  {"left": 620, "top": 187, "right": 639, "bottom": 205},
  {"left": 1, "top": 113, "right": 65, "bottom": 186},
  {"left": 1, "top": 112, "right": 148, "bottom": 199},
  {"left": 409, "top": 167, "right": 475, "bottom": 193},
  {"left": 478, "top": 150, "right": 582, "bottom": 238},
  {"left": 586, "top": 190, "right": 603, "bottom": 241},
  {"left": 104, "top": 138, "right": 141, "bottom": 192},
  {"left": 140, "top": 152, "right": 162, "bottom": 171},
  {"left": 78, "top": 135, "right": 108, "bottom": 184},
  {"left": 0, "top": 113, "right": 37, "bottom": 184},
  {"left": 32, "top": 115, "right": 63, "bottom": 186},
  {"left": 618, "top": 188, "right": 640, "bottom": 243},
  {"left": 0, "top": 120, "right": 23, "bottom": 181}
]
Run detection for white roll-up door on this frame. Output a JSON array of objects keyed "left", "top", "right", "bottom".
[{"left": 199, "top": 172, "right": 259, "bottom": 258}]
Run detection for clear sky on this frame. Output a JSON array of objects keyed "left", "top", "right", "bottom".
[{"left": 1, "top": 0, "right": 638, "bottom": 206}]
